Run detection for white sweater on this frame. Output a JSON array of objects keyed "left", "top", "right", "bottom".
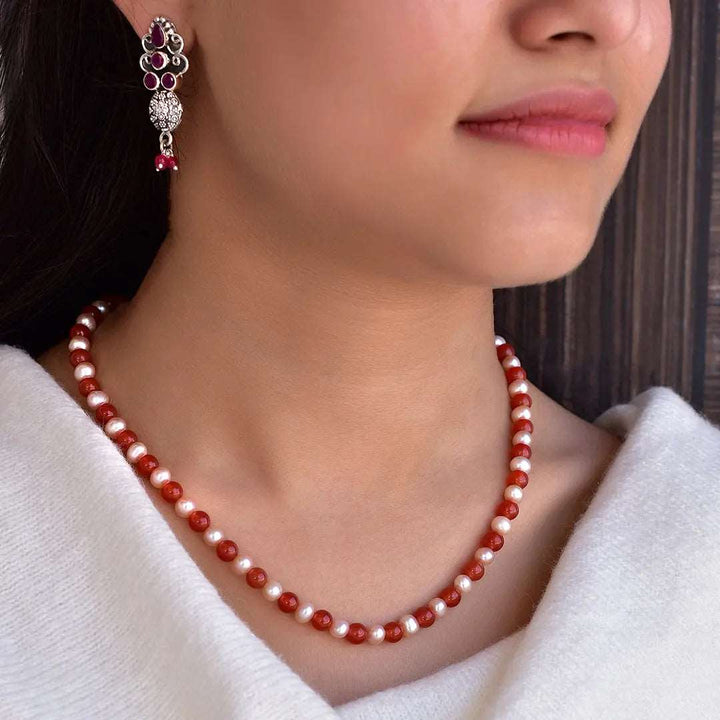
[{"left": 1, "top": 341, "right": 719, "bottom": 720}]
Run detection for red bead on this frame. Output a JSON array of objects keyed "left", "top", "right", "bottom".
[
  {"left": 188, "top": 510, "right": 211, "bottom": 533},
  {"left": 497, "top": 500, "right": 519, "bottom": 520},
  {"left": 78, "top": 378, "right": 100, "bottom": 396},
  {"left": 439, "top": 586, "right": 461, "bottom": 607},
  {"left": 413, "top": 606, "right": 435, "bottom": 628},
  {"left": 481, "top": 530, "right": 504, "bottom": 551},
  {"left": 246, "top": 567, "right": 267, "bottom": 589},
  {"left": 311, "top": 609, "right": 333, "bottom": 631},
  {"left": 155, "top": 153, "right": 178, "bottom": 172},
  {"left": 136, "top": 454, "right": 159, "bottom": 478},
  {"left": 510, "top": 443, "right": 531, "bottom": 459},
  {"left": 95, "top": 403, "right": 117, "bottom": 423},
  {"left": 216, "top": 539, "right": 238, "bottom": 562},
  {"left": 510, "top": 393, "right": 532, "bottom": 409},
  {"left": 161, "top": 480, "right": 183, "bottom": 503},
  {"left": 69, "top": 323, "right": 91, "bottom": 338},
  {"left": 80, "top": 304, "right": 104, "bottom": 324},
  {"left": 384, "top": 621, "right": 404, "bottom": 643},
  {"left": 346, "top": 623, "right": 368, "bottom": 644},
  {"left": 277, "top": 592, "right": 299, "bottom": 613},
  {"left": 512, "top": 419, "right": 533, "bottom": 434},
  {"left": 496, "top": 343, "right": 515, "bottom": 360},
  {"left": 463, "top": 559, "right": 485, "bottom": 581},
  {"left": 69, "top": 349, "right": 91, "bottom": 366},
  {"left": 115, "top": 429, "right": 138, "bottom": 452},
  {"left": 506, "top": 469, "right": 529, "bottom": 488},
  {"left": 504, "top": 367, "right": 526, "bottom": 383}
]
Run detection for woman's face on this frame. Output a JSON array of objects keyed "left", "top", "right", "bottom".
[{"left": 183, "top": 0, "right": 672, "bottom": 287}]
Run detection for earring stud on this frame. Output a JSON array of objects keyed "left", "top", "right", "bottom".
[{"left": 139, "top": 17, "right": 189, "bottom": 172}]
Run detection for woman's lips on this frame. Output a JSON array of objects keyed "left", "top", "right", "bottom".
[{"left": 456, "top": 86, "right": 617, "bottom": 157}]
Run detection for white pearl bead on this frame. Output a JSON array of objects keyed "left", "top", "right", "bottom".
[
  {"left": 263, "top": 580, "right": 283, "bottom": 601},
  {"left": 203, "top": 528, "right": 224, "bottom": 546},
  {"left": 295, "top": 603, "right": 314, "bottom": 623},
  {"left": 231, "top": 556, "right": 254, "bottom": 575},
  {"left": 150, "top": 466, "right": 171, "bottom": 488},
  {"left": 126, "top": 441, "right": 147, "bottom": 463},
  {"left": 505, "top": 484, "right": 523, "bottom": 503},
  {"left": 103, "top": 417, "right": 126, "bottom": 438},
  {"left": 174, "top": 498, "right": 196, "bottom": 517},
  {"left": 86, "top": 390, "right": 109, "bottom": 409},
  {"left": 475, "top": 547, "right": 495, "bottom": 564},
  {"left": 91, "top": 299, "right": 109, "bottom": 315},
  {"left": 511, "top": 406, "right": 532, "bottom": 422},
  {"left": 330, "top": 620, "right": 349, "bottom": 638},
  {"left": 512, "top": 431, "right": 532, "bottom": 446},
  {"left": 502, "top": 355, "right": 521, "bottom": 369},
  {"left": 367, "top": 625, "right": 385, "bottom": 644},
  {"left": 508, "top": 379, "right": 529, "bottom": 396},
  {"left": 68, "top": 336, "right": 90, "bottom": 352},
  {"left": 400, "top": 614, "right": 420, "bottom": 635},
  {"left": 494, "top": 335, "right": 506, "bottom": 346},
  {"left": 76, "top": 313, "right": 97, "bottom": 332},
  {"left": 73, "top": 361, "right": 95, "bottom": 381},
  {"left": 454, "top": 574, "right": 472, "bottom": 594},
  {"left": 428, "top": 597, "right": 447, "bottom": 617},
  {"left": 510, "top": 457, "right": 531, "bottom": 473},
  {"left": 491, "top": 516, "right": 512, "bottom": 535}
]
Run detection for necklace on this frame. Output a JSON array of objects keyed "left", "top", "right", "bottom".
[{"left": 67, "top": 296, "right": 533, "bottom": 646}]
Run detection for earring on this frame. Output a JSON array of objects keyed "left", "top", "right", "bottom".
[{"left": 139, "top": 16, "right": 189, "bottom": 172}]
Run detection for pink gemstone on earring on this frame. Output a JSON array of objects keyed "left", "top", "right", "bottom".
[
  {"left": 155, "top": 153, "right": 178, "bottom": 172},
  {"left": 160, "top": 72, "right": 176, "bottom": 90},
  {"left": 143, "top": 72, "right": 159, "bottom": 90},
  {"left": 151, "top": 22, "right": 166, "bottom": 48},
  {"left": 151, "top": 52, "right": 167, "bottom": 70}
]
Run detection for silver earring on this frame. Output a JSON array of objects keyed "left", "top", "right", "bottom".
[{"left": 139, "top": 16, "right": 189, "bottom": 171}]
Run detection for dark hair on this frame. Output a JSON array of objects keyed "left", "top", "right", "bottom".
[{"left": 0, "top": 0, "right": 168, "bottom": 357}]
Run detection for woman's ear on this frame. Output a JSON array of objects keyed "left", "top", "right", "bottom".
[{"left": 112, "top": 1, "right": 196, "bottom": 52}]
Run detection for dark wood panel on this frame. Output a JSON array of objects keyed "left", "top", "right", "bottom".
[{"left": 495, "top": 0, "right": 720, "bottom": 424}]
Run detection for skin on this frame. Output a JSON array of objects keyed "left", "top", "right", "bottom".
[{"left": 39, "top": 0, "right": 672, "bottom": 707}]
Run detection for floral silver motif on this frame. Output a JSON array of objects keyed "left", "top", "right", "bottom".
[{"left": 149, "top": 90, "right": 183, "bottom": 132}]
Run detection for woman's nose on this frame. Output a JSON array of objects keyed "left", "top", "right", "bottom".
[{"left": 509, "top": 0, "right": 641, "bottom": 52}]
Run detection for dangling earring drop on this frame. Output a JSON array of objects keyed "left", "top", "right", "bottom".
[{"left": 139, "top": 16, "right": 189, "bottom": 172}]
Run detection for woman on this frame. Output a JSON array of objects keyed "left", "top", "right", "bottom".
[{"left": 1, "top": 1, "right": 718, "bottom": 718}]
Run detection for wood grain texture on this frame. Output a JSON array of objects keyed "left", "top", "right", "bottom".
[{"left": 494, "top": 0, "right": 720, "bottom": 424}]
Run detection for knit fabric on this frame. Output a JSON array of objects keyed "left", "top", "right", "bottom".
[{"left": 1, "top": 341, "right": 719, "bottom": 719}]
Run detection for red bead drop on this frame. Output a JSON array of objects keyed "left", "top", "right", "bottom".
[
  {"left": 246, "top": 567, "right": 267, "bottom": 589},
  {"left": 136, "top": 454, "right": 160, "bottom": 478},
  {"left": 78, "top": 378, "right": 100, "bottom": 396},
  {"left": 216, "top": 539, "right": 239, "bottom": 562},
  {"left": 413, "top": 606, "right": 435, "bottom": 628},
  {"left": 497, "top": 500, "right": 519, "bottom": 520},
  {"left": 346, "top": 623, "right": 368, "bottom": 644},
  {"left": 188, "top": 510, "right": 211, "bottom": 533},
  {"left": 277, "top": 592, "right": 299, "bottom": 613},
  {"left": 95, "top": 403, "right": 117, "bottom": 423},
  {"left": 69, "top": 349, "right": 92, "bottom": 366},
  {"left": 115, "top": 429, "right": 138, "bottom": 452},
  {"left": 439, "top": 586, "right": 461, "bottom": 607},
  {"left": 506, "top": 469, "right": 529, "bottom": 488},
  {"left": 69, "top": 323, "right": 91, "bottom": 338},
  {"left": 161, "top": 480, "right": 183, "bottom": 503},
  {"left": 311, "top": 609, "right": 333, "bottom": 631},
  {"left": 510, "top": 393, "right": 532, "bottom": 409},
  {"left": 463, "top": 559, "right": 485, "bottom": 581},
  {"left": 510, "top": 443, "right": 531, "bottom": 459},
  {"left": 481, "top": 530, "right": 504, "bottom": 551},
  {"left": 384, "top": 621, "right": 404, "bottom": 643}
]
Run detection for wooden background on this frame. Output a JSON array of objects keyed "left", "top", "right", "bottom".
[{"left": 494, "top": 0, "right": 720, "bottom": 425}]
